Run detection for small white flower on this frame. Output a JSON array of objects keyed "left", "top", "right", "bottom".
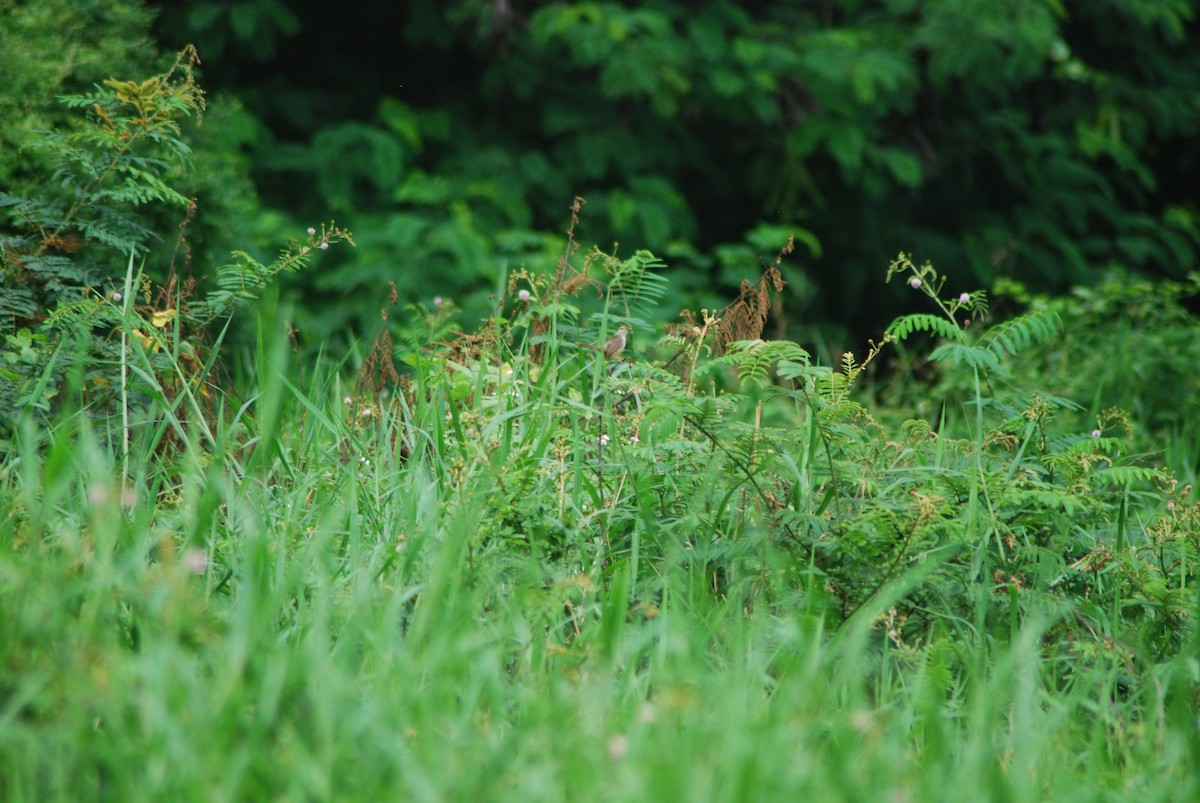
[
  {"left": 183, "top": 548, "right": 208, "bottom": 575},
  {"left": 1091, "top": 429, "right": 1102, "bottom": 438},
  {"left": 433, "top": 296, "right": 443, "bottom": 307},
  {"left": 307, "top": 227, "right": 316, "bottom": 236},
  {"left": 111, "top": 291, "right": 123, "bottom": 302},
  {"left": 851, "top": 710, "right": 874, "bottom": 734},
  {"left": 319, "top": 242, "right": 329, "bottom": 250},
  {"left": 599, "top": 434, "right": 610, "bottom": 446},
  {"left": 909, "top": 277, "right": 922, "bottom": 289},
  {"left": 959, "top": 292, "right": 971, "bottom": 304},
  {"left": 359, "top": 407, "right": 374, "bottom": 419},
  {"left": 517, "top": 289, "right": 531, "bottom": 301},
  {"left": 628, "top": 434, "right": 640, "bottom": 444},
  {"left": 607, "top": 734, "right": 630, "bottom": 761},
  {"left": 343, "top": 396, "right": 354, "bottom": 406}
]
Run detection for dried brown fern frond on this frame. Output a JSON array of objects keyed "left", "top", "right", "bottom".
[
  {"left": 711, "top": 235, "right": 793, "bottom": 353},
  {"left": 666, "top": 235, "right": 794, "bottom": 375},
  {"left": 358, "top": 282, "right": 401, "bottom": 396},
  {"left": 438, "top": 322, "right": 500, "bottom": 368},
  {"left": 553, "top": 196, "right": 585, "bottom": 288},
  {"left": 548, "top": 196, "right": 598, "bottom": 300},
  {"left": 715, "top": 265, "right": 786, "bottom": 354}
]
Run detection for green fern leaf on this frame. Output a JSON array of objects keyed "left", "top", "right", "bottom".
[
  {"left": 984, "top": 309, "right": 1063, "bottom": 358},
  {"left": 929, "top": 342, "right": 1002, "bottom": 371},
  {"left": 1093, "top": 465, "right": 1167, "bottom": 487},
  {"left": 886, "top": 313, "right": 964, "bottom": 343},
  {"left": 695, "top": 339, "right": 811, "bottom": 388},
  {"left": 609, "top": 249, "right": 670, "bottom": 320}
]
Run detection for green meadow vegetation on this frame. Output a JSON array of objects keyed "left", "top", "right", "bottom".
[{"left": 3, "top": 34, "right": 1200, "bottom": 803}]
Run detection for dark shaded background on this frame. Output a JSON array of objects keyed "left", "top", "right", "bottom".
[
  {"left": 141, "top": 1, "right": 1200, "bottom": 346},
  {"left": 30, "top": 1, "right": 1200, "bottom": 346}
]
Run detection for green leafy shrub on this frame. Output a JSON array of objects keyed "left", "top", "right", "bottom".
[
  {"left": 152, "top": 0, "right": 1200, "bottom": 344},
  {"left": 998, "top": 271, "right": 1200, "bottom": 439},
  {"left": 2, "top": 220, "right": 1196, "bottom": 796},
  {"left": 0, "top": 49, "right": 350, "bottom": 445},
  {"left": 0, "top": 19, "right": 1197, "bottom": 792},
  {"left": 1, "top": 49, "right": 204, "bottom": 429},
  {"left": 881, "top": 264, "right": 1200, "bottom": 480},
  {"left": 0, "top": 0, "right": 158, "bottom": 191},
  {"left": 364, "top": 244, "right": 1195, "bottom": 676}
]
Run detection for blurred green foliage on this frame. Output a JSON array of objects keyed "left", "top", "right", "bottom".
[
  {"left": 3, "top": 0, "right": 1198, "bottom": 354},
  {"left": 0, "top": 34, "right": 348, "bottom": 438},
  {"left": 873, "top": 263, "right": 1200, "bottom": 494},
  {"left": 998, "top": 271, "right": 1200, "bottom": 443},
  {"left": 0, "top": 0, "right": 157, "bottom": 186},
  {"left": 1, "top": 10, "right": 1199, "bottom": 790},
  {"left": 148, "top": 0, "right": 1200, "bottom": 344},
  {"left": 0, "top": 0, "right": 261, "bottom": 320}
]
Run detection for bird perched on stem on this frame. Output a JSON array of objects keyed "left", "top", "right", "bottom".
[{"left": 603, "top": 325, "right": 630, "bottom": 359}]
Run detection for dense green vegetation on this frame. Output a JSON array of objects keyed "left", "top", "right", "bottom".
[
  {"left": 145, "top": 0, "right": 1200, "bottom": 341},
  {"left": 2, "top": 3, "right": 1199, "bottom": 800}
]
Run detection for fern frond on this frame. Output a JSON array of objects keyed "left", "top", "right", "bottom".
[
  {"left": 1058, "top": 435, "right": 1124, "bottom": 458},
  {"left": 929, "top": 342, "right": 1003, "bottom": 372},
  {"left": 194, "top": 228, "right": 353, "bottom": 323},
  {"left": 73, "top": 207, "right": 157, "bottom": 253},
  {"left": 93, "top": 169, "right": 190, "bottom": 208},
  {"left": 983, "top": 308, "right": 1063, "bottom": 358},
  {"left": 692, "top": 345, "right": 745, "bottom": 382},
  {"left": 608, "top": 249, "right": 669, "bottom": 319},
  {"left": 886, "top": 313, "right": 964, "bottom": 343},
  {"left": 723, "top": 425, "right": 787, "bottom": 475},
  {"left": 44, "top": 298, "right": 109, "bottom": 329},
  {"left": 735, "top": 341, "right": 776, "bottom": 387},
  {"left": 694, "top": 339, "right": 811, "bottom": 387},
  {"left": 628, "top": 361, "right": 690, "bottom": 394},
  {"left": 193, "top": 250, "right": 274, "bottom": 320},
  {"left": 815, "top": 368, "right": 850, "bottom": 400},
  {"left": 0, "top": 288, "right": 38, "bottom": 330},
  {"left": 776, "top": 359, "right": 817, "bottom": 383},
  {"left": 900, "top": 418, "right": 935, "bottom": 440},
  {"left": 686, "top": 396, "right": 727, "bottom": 433},
  {"left": 22, "top": 255, "right": 94, "bottom": 286},
  {"left": 1093, "top": 465, "right": 1167, "bottom": 487}
]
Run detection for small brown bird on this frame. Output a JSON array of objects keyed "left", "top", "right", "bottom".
[{"left": 603, "top": 325, "right": 630, "bottom": 359}]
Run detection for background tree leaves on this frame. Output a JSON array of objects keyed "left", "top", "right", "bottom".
[{"left": 75, "top": 0, "right": 1200, "bottom": 344}]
